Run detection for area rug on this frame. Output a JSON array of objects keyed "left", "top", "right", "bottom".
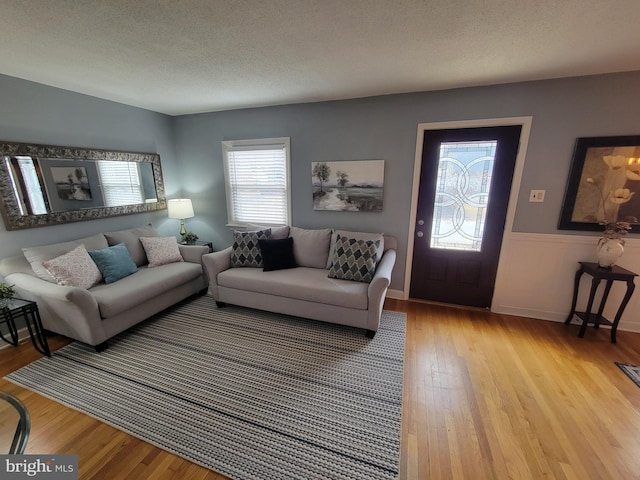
[
  {"left": 616, "top": 362, "right": 640, "bottom": 388},
  {"left": 6, "top": 295, "right": 406, "bottom": 480}
]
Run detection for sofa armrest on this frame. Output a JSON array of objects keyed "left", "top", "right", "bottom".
[
  {"left": 5, "top": 272, "right": 106, "bottom": 345},
  {"left": 178, "top": 244, "right": 209, "bottom": 264},
  {"left": 366, "top": 248, "right": 397, "bottom": 332},
  {"left": 202, "top": 246, "right": 232, "bottom": 299}
]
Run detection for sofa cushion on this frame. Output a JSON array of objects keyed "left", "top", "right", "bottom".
[
  {"left": 90, "top": 262, "right": 203, "bottom": 318},
  {"left": 104, "top": 225, "right": 159, "bottom": 266},
  {"left": 246, "top": 224, "right": 290, "bottom": 240},
  {"left": 23, "top": 233, "right": 109, "bottom": 283},
  {"left": 230, "top": 229, "right": 271, "bottom": 268},
  {"left": 327, "top": 234, "right": 381, "bottom": 283},
  {"left": 326, "top": 230, "right": 384, "bottom": 268},
  {"left": 42, "top": 244, "right": 103, "bottom": 289},
  {"left": 88, "top": 243, "right": 138, "bottom": 284},
  {"left": 218, "top": 266, "right": 368, "bottom": 310},
  {"left": 289, "top": 227, "right": 331, "bottom": 269},
  {"left": 258, "top": 237, "right": 297, "bottom": 271},
  {"left": 140, "top": 236, "right": 184, "bottom": 267}
]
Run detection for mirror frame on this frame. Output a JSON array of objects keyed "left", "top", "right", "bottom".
[{"left": 0, "top": 141, "right": 166, "bottom": 230}]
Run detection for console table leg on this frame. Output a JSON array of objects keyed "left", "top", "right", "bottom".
[
  {"left": 611, "top": 280, "right": 636, "bottom": 343},
  {"left": 579, "top": 277, "right": 600, "bottom": 338},
  {"left": 565, "top": 268, "right": 584, "bottom": 324}
]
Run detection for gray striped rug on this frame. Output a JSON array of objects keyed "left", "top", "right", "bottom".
[{"left": 6, "top": 295, "right": 406, "bottom": 480}]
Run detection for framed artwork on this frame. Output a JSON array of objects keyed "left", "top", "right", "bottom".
[
  {"left": 559, "top": 136, "right": 640, "bottom": 232},
  {"left": 311, "top": 160, "right": 384, "bottom": 212},
  {"left": 51, "top": 166, "right": 92, "bottom": 201}
]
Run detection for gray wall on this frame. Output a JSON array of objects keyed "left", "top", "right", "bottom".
[
  {"left": 0, "top": 74, "right": 180, "bottom": 262},
  {"left": 1, "top": 71, "right": 639, "bottom": 293},
  {"left": 172, "top": 71, "right": 640, "bottom": 291}
]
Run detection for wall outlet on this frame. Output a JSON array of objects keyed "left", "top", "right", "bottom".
[{"left": 529, "top": 190, "right": 545, "bottom": 202}]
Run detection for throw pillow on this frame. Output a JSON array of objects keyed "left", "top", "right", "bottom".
[
  {"left": 326, "top": 230, "right": 384, "bottom": 268},
  {"left": 327, "top": 234, "right": 381, "bottom": 283},
  {"left": 88, "top": 243, "right": 138, "bottom": 284},
  {"left": 230, "top": 229, "right": 271, "bottom": 268},
  {"left": 104, "top": 224, "right": 159, "bottom": 266},
  {"left": 139, "top": 236, "right": 184, "bottom": 268},
  {"left": 42, "top": 245, "right": 103, "bottom": 289},
  {"left": 23, "top": 233, "right": 109, "bottom": 283},
  {"left": 258, "top": 237, "right": 297, "bottom": 271},
  {"left": 289, "top": 227, "right": 332, "bottom": 269}
]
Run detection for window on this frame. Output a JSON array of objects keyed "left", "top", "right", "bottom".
[
  {"left": 97, "top": 161, "right": 143, "bottom": 207},
  {"left": 222, "top": 137, "right": 291, "bottom": 227}
]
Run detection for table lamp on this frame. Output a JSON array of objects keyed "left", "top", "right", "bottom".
[{"left": 167, "top": 198, "right": 194, "bottom": 236}]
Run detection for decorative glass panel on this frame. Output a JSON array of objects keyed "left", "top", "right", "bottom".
[{"left": 430, "top": 141, "right": 497, "bottom": 251}]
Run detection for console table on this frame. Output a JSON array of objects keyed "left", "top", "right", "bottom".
[{"left": 565, "top": 262, "right": 637, "bottom": 343}]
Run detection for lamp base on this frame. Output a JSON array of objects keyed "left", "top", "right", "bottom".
[{"left": 179, "top": 221, "right": 187, "bottom": 236}]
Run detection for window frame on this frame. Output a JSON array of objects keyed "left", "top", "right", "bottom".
[{"left": 221, "top": 137, "right": 291, "bottom": 228}]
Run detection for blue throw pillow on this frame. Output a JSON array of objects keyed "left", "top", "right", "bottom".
[{"left": 89, "top": 243, "right": 138, "bottom": 284}]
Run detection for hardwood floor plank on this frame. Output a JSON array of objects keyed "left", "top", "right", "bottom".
[{"left": 1, "top": 299, "right": 639, "bottom": 479}]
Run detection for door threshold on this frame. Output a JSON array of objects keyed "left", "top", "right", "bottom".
[{"left": 408, "top": 297, "right": 489, "bottom": 312}]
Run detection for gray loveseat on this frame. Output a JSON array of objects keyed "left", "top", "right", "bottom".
[
  {"left": 203, "top": 227, "right": 396, "bottom": 337},
  {"left": 0, "top": 225, "right": 208, "bottom": 350}
]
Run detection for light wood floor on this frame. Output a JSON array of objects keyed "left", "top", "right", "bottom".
[{"left": 1, "top": 299, "right": 640, "bottom": 479}]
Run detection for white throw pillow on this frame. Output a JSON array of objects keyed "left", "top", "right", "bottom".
[
  {"left": 139, "top": 237, "right": 184, "bottom": 268},
  {"left": 42, "top": 245, "right": 103, "bottom": 289}
]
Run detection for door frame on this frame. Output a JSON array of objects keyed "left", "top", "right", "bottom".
[{"left": 403, "top": 116, "right": 533, "bottom": 308}]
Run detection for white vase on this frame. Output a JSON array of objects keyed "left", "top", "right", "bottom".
[{"left": 596, "top": 237, "right": 624, "bottom": 268}]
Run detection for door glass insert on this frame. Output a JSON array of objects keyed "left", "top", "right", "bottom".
[{"left": 430, "top": 140, "right": 497, "bottom": 251}]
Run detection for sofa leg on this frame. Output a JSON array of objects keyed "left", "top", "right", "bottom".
[
  {"left": 366, "top": 330, "right": 376, "bottom": 339},
  {"left": 216, "top": 301, "right": 227, "bottom": 308},
  {"left": 95, "top": 342, "right": 108, "bottom": 353}
]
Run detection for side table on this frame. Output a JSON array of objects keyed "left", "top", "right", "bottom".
[
  {"left": 0, "top": 298, "right": 51, "bottom": 356},
  {"left": 565, "top": 262, "right": 637, "bottom": 343}
]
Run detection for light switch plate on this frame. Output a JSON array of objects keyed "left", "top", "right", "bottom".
[{"left": 529, "top": 190, "right": 545, "bottom": 202}]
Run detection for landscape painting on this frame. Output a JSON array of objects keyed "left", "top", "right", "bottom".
[{"left": 312, "top": 160, "right": 384, "bottom": 212}]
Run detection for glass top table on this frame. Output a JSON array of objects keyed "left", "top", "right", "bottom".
[{"left": 0, "top": 392, "right": 30, "bottom": 454}]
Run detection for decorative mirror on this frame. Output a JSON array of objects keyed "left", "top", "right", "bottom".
[{"left": 0, "top": 141, "right": 166, "bottom": 230}]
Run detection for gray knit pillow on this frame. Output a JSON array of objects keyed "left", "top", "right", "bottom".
[
  {"left": 327, "top": 234, "right": 380, "bottom": 283},
  {"left": 230, "top": 229, "right": 271, "bottom": 267}
]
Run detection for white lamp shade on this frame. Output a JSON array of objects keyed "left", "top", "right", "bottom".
[{"left": 167, "top": 198, "right": 194, "bottom": 219}]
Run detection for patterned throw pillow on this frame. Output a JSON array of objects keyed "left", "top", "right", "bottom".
[
  {"left": 42, "top": 244, "right": 103, "bottom": 289},
  {"left": 327, "top": 234, "right": 381, "bottom": 283},
  {"left": 230, "top": 229, "right": 271, "bottom": 267},
  {"left": 139, "top": 237, "right": 184, "bottom": 268}
]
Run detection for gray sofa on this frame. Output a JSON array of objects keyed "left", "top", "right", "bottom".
[
  {"left": 203, "top": 227, "right": 396, "bottom": 337},
  {"left": 0, "top": 225, "right": 208, "bottom": 350}
]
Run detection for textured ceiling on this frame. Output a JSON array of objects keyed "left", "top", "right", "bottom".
[{"left": 1, "top": 0, "right": 639, "bottom": 116}]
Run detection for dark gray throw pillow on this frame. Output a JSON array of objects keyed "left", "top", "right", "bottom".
[{"left": 258, "top": 237, "right": 298, "bottom": 271}]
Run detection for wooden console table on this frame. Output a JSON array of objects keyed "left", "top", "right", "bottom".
[{"left": 565, "top": 262, "right": 637, "bottom": 343}]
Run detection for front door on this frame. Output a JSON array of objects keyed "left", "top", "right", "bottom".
[{"left": 410, "top": 125, "right": 521, "bottom": 308}]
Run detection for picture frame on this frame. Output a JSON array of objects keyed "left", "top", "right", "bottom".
[
  {"left": 311, "top": 160, "right": 384, "bottom": 212},
  {"left": 51, "top": 166, "right": 92, "bottom": 201},
  {"left": 559, "top": 136, "right": 640, "bottom": 232}
]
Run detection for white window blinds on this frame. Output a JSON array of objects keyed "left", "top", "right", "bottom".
[
  {"left": 97, "top": 161, "right": 143, "bottom": 207},
  {"left": 222, "top": 138, "right": 291, "bottom": 226}
]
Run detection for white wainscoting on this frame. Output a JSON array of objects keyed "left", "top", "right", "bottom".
[{"left": 492, "top": 232, "right": 640, "bottom": 333}]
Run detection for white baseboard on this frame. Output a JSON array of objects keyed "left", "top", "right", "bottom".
[
  {"left": 0, "top": 326, "right": 31, "bottom": 350},
  {"left": 386, "top": 289, "right": 404, "bottom": 300}
]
